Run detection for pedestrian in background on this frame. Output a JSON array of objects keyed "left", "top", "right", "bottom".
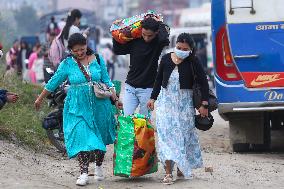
[
  {"left": 6, "top": 40, "right": 19, "bottom": 71},
  {"left": 17, "top": 41, "right": 29, "bottom": 81},
  {"left": 0, "top": 42, "right": 3, "bottom": 59},
  {"left": 42, "top": 32, "right": 56, "bottom": 83},
  {"left": 46, "top": 16, "right": 60, "bottom": 40},
  {"left": 28, "top": 43, "right": 42, "bottom": 83},
  {"left": 59, "top": 9, "right": 89, "bottom": 48},
  {"left": 147, "top": 33, "right": 209, "bottom": 185},
  {"left": 101, "top": 43, "right": 115, "bottom": 80},
  {"left": 113, "top": 16, "right": 170, "bottom": 116},
  {"left": 34, "top": 33, "right": 122, "bottom": 186}
]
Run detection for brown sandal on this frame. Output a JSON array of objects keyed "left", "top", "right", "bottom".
[
  {"left": 163, "top": 174, "right": 174, "bottom": 185},
  {"left": 177, "top": 168, "right": 184, "bottom": 178}
]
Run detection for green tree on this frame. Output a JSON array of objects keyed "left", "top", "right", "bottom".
[{"left": 14, "top": 5, "right": 40, "bottom": 35}]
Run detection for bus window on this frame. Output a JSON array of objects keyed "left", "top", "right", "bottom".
[
  {"left": 226, "top": 0, "right": 284, "bottom": 23},
  {"left": 230, "top": 0, "right": 252, "bottom": 7},
  {"left": 229, "top": 0, "right": 255, "bottom": 15}
]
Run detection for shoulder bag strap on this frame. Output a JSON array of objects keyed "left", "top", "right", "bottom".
[
  {"left": 76, "top": 54, "right": 101, "bottom": 82},
  {"left": 76, "top": 59, "right": 91, "bottom": 82},
  {"left": 190, "top": 61, "right": 197, "bottom": 83},
  {"left": 95, "top": 53, "right": 100, "bottom": 65}
]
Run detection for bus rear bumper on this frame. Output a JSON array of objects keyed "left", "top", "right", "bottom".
[{"left": 218, "top": 101, "right": 284, "bottom": 120}]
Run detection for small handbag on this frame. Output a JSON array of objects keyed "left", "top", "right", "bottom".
[
  {"left": 93, "top": 82, "right": 112, "bottom": 99},
  {"left": 76, "top": 57, "right": 112, "bottom": 99},
  {"left": 190, "top": 62, "right": 218, "bottom": 112}
]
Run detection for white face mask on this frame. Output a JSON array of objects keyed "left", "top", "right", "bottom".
[{"left": 174, "top": 47, "right": 192, "bottom": 59}]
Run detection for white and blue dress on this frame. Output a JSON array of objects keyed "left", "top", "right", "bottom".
[{"left": 156, "top": 67, "right": 203, "bottom": 177}]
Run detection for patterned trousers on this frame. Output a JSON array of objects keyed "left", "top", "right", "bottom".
[{"left": 77, "top": 150, "right": 105, "bottom": 174}]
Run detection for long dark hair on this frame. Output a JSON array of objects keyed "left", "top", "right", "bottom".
[
  {"left": 67, "top": 33, "right": 94, "bottom": 56},
  {"left": 60, "top": 9, "right": 82, "bottom": 43}
]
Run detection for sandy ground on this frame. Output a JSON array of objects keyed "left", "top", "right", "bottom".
[
  {"left": 1, "top": 66, "right": 284, "bottom": 188},
  {"left": 1, "top": 111, "right": 284, "bottom": 189}
]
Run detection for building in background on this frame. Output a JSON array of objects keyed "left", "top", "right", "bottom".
[
  {"left": 57, "top": 0, "right": 128, "bottom": 22},
  {"left": 0, "top": 0, "right": 211, "bottom": 35},
  {"left": 189, "top": 0, "right": 210, "bottom": 7},
  {"left": 126, "top": 0, "right": 210, "bottom": 27},
  {"left": 0, "top": 0, "right": 57, "bottom": 15},
  {"left": 179, "top": 2, "right": 211, "bottom": 27},
  {"left": 56, "top": 0, "right": 128, "bottom": 34},
  {"left": 56, "top": 0, "right": 97, "bottom": 12},
  {"left": 0, "top": 0, "right": 210, "bottom": 21}
]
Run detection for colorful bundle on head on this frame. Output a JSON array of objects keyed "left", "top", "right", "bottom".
[{"left": 110, "top": 10, "right": 162, "bottom": 44}]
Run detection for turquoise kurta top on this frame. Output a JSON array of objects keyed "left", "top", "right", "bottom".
[{"left": 45, "top": 55, "right": 116, "bottom": 158}]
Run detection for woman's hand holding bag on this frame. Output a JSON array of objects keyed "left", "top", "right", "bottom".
[
  {"left": 191, "top": 63, "right": 218, "bottom": 112},
  {"left": 147, "top": 99, "right": 155, "bottom": 111}
]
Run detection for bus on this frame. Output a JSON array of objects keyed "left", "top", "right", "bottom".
[{"left": 211, "top": 0, "right": 284, "bottom": 151}]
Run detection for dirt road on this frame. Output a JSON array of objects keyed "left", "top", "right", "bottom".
[
  {"left": 1, "top": 67, "right": 284, "bottom": 188},
  {"left": 1, "top": 110, "right": 284, "bottom": 189}
]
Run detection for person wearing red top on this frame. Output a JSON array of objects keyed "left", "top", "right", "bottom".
[{"left": 0, "top": 42, "right": 3, "bottom": 58}]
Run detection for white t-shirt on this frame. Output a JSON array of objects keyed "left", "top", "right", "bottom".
[
  {"left": 58, "top": 21, "right": 66, "bottom": 31},
  {"left": 64, "top": 25, "right": 81, "bottom": 47}
]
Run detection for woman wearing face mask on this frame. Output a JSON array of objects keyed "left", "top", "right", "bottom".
[{"left": 147, "top": 33, "right": 209, "bottom": 185}]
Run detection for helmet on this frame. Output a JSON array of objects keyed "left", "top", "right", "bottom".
[
  {"left": 42, "top": 110, "right": 62, "bottom": 130},
  {"left": 195, "top": 113, "right": 214, "bottom": 131}
]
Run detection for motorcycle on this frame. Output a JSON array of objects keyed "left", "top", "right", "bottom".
[
  {"left": 42, "top": 67, "right": 66, "bottom": 152},
  {"left": 42, "top": 65, "right": 121, "bottom": 153}
]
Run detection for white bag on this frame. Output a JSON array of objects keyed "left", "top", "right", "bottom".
[{"left": 32, "top": 58, "right": 44, "bottom": 81}]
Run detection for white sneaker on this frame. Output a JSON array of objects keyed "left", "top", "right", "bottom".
[
  {"left": 76, "top": 173, "right": 89, "bottom": 186},
  {"left": 94, "top": 165, "right": 104, "bottom": 181}
]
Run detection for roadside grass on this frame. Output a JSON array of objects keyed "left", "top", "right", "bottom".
[{"left": 0, "top": 65, "right": 51, "bottom": 150}]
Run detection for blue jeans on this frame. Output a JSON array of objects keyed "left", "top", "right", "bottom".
[{"left": 123, "top": 83, "right": 152, "bottom": 116}]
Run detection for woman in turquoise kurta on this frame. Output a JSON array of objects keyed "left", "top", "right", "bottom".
[{"left": 35, "top": 33, "right": 123, "bottom": 186}]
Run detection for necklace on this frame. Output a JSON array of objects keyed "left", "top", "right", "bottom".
[
  {"left": 173, "top": 54, "right": 181, "bottom": 64},
  {"left": 81, "top": 56, "right": 90, "bottom": 66}
]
